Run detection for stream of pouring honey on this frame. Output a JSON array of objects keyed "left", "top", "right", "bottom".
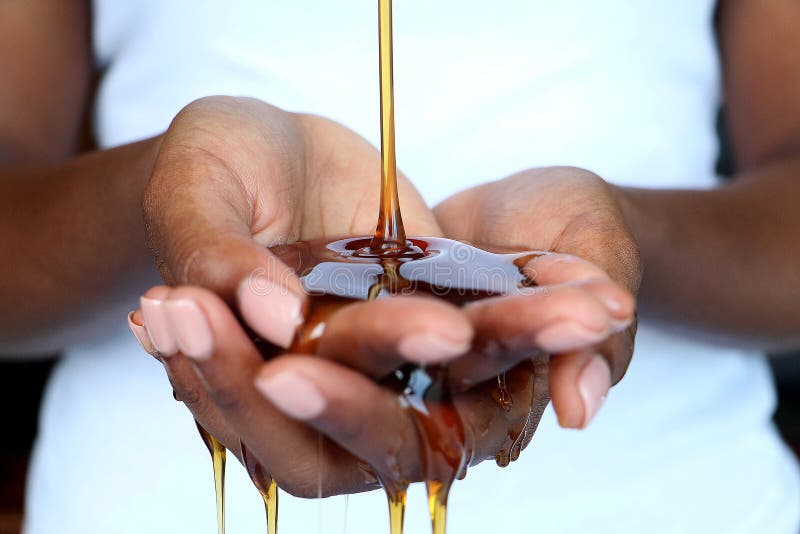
[{"left": 373, "top": 0, "right": 406, "bottom": 250}]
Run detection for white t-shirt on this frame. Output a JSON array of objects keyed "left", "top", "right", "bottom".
[{"left": 25, "top": 1, "right": 800, "bottom": 533}]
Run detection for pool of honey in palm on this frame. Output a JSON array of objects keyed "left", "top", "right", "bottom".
[{"left": 253, "top": 236, "right": 542, "bottom": 534}]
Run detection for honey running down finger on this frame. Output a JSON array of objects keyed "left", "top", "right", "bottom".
[
  {"left": 196, "top": 422, "right": 227, "bottom": 534},
  {"left": 241, "top": 440, "right": 280, "bottom": 534}
]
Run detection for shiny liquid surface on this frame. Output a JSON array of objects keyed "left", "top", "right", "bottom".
[{"left": 267, "top": 236, "right": 540, "bottom": 534}]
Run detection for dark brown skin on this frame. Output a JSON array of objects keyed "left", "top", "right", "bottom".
[
  {"left": 0, "top": 0, "right": 90, "bottom": 162},
  {"left": 617, "top": 0, "right": 800, "bottom": 348},
  {"left": 1, "top": 0, "right": 799, "bottom": 497},
  {"left": 0, "top": 0, "right": 162, "bottom": 353}
]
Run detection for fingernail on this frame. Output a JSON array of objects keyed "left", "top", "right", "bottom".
[
  {"left": 128, "top": 311, "right": 155, "bottom": 354},
  {"left": 164, "top": 299, "right": 214, "bottom": 360},
  {"left": 398, "top": 332, "right": 470, "bottom": 363},
  {"left": 536, "top": 322, "right": 607, "bottom": 353},
  {"left": 593, "top": 291, "right": 633, "bottom": 329},
  {"left": 577, "top": 355, "right": 611, "bottom": 429},
  {"left": 255, "top": 371, "right": 326, "bottom": 420},
  {"left": 140, "top": 296, "right": 179, "bottom": 355},
  {"left": 238, "top": 278, "right": 303, "bottom": 349}
]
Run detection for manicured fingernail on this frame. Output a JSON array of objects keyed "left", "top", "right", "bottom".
[
  {"left": 536, "top": 322, "right": 607, "bottom": 353},
  {"left": 255, "top": 371, "right": 326, "bottom": 420},
  {"left": 238, "top": 277, "right": 303, "bottom": 349},
  {"left": 164, "top": 299, "right": 214, "bottom": 360},
  {"left": 398, "top": 332, "right": 470, "bottom": 363},
  {"left": 577, "top": 355, "right": 611, "bottom": 428},
  {"left": 140, "top": 296, "right": 179, "bottom": 355},
  {"left": 128, "top": 311, "right": 155, "bottom": 354}
]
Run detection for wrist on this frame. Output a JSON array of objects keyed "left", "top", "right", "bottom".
[
  {"left": 612, "top": 185, "right": 663, "bottom": 265},
  {"left": 114, "top": 134, "right": 166, "bottom": 263}
]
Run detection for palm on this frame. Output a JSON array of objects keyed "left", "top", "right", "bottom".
[{"left": 435, "top": 167, "right": 641, "bottom": 292}]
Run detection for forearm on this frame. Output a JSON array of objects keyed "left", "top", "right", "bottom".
[
  {"left": 0, "top": 137, "right": 163, "bottom": 354},
  {"left": 617, "top": 153, "right": 800, "bottom": 349}
]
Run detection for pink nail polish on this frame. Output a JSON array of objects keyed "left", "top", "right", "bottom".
[
  {"left": 237, "top": 277, "right": 303, "bottom": 349},
  {"left": 128, "top": 311, "right": 155, "bottom": 354},
  {"left": 164, "top": 299, "right": 214, "bottom": 360},
  {"left": 255, "top": 371, "right": 326, "bottom": 420},
  {"left": 577, "top": 355, "right": 611, "bottom": 428},
  {"left": 140, "top": 296, "right": 178, "bottom": 355},
  {"left": 536, "top": 322, "right": 607, "bottom": 353},
  {"left": 398, "top": 332, "right": 470, "bottom": 363}
]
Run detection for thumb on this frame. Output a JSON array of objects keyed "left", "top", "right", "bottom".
[{"left": 144, "top": 138, "right": 305, "bottom": 347}]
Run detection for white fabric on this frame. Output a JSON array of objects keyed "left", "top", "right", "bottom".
[{"left": 25, "top": 1, "right": 800, "bottom": 533}]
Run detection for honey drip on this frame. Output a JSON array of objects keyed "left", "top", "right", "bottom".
[
  {"left": 493, "top": 373, "right": 513, "bottom": 413},
  {"left": 388, "top": 488, "right": 408, "bottom": 534},
  {"left": 406, "top": 366, "right": 467, "bottom": 534},
  {"left": 197, "top": 423, "right": 226, "bottom": 534},
  {"left": 241, "top": 441, "right": 279, "bottom": 534},
  {"left": 427, "top": 481, "right": 448, "bottom": 534}
]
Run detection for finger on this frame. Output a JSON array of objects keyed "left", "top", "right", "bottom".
[
  {"left": 550, "top": 323, "right": 636, "bottom": 429},
  {"left": 452, "top": 358, "right": 550, "bottom": 466},
  {"left": 256, "top": 356, "right": 553, "bottom": 483},
  {"left": 132, "top": 292, "right": 239, "bottom": 449},
  {"left": 147, "top": 285, "right": 369, "bottom": 497},
  {"left": 237, "top": 267, "right": 305, "bottom": 349},
  {"left": 254, "top": 355, "right": 424, "bottom": 483},
  {"left": 549, "top": 351, "right": 610, "bottom": 430},
  {"left": 450, "top": 283, "right": 615, "bottom": 386},
  {"left": 524, "top": 253, "right": 635, "bottom": 326},
  {"left": 523, "top": 252, "right": 612, "bottom": 284},
  {"left": 316, "top": 296, "right": 472, "bottom": 377}
]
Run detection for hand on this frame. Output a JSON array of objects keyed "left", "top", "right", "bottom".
[
  {"left": 132, "top": 150, "right": 632, "bottom": 497},
  {"left": 435, "top": 167, "right": 642, "bottom": 429},
  {"left": 134, "top": 96, "right": 484, "bottom": 496}
]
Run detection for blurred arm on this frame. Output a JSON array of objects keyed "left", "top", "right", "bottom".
[
  {"left": 0, "top": 1, "right": 161, "bottom": 355},
  {"left": 617, "top": 0, "right": 800, "bottom": 349}
]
